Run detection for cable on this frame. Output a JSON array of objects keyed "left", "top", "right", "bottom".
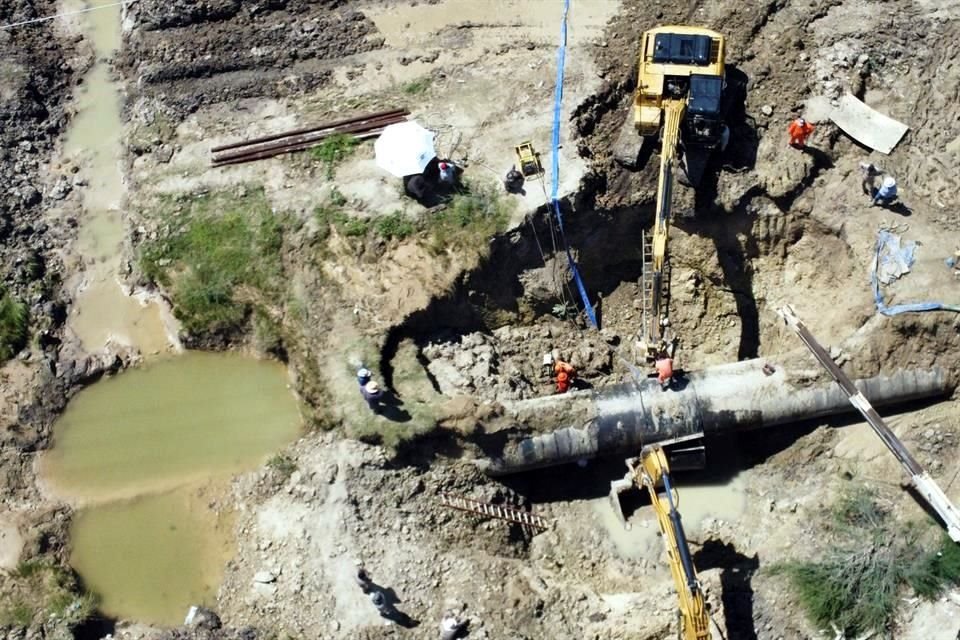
[{"left": 1, "top": 0, "right": 139, "bottom": 30}]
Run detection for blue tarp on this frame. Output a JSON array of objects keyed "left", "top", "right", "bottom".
[{"left": 871, "top": 230, "right": 960, "bottom": 315}]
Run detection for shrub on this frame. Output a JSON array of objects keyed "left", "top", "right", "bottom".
[
  {"left": 771, "top": 488, "right": 960, "bottom": 636},
  {"left": 0, "top": 289, "right": 28, "bottom": 361},
  {"left": 424, "top": 183, "right": 512, "bottom": 252},
  {"left": 402, "top": 78, "right": 431, "bottom": 95},
  {"left": 267, "top": 453, "right": 297, "bottom": 479}
]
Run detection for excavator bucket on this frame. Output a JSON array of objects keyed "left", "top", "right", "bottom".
[
  {"left": 609, "top": 459, "right": 640, "bottom": 531},
  {"left": 609, "top": 436, "right": 707, "bottom": 530}
]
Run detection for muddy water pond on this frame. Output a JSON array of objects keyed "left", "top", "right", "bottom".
[{"left": 43, "top": 352, "right": 302, "bottom": 624}]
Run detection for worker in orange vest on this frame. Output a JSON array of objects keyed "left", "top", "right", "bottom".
[
  {"left": 553, "top": 359, "right": 576, "bottom": 394},
  {"left": 788, "top": 117, "right": 815, "bottom": 148},
  {"left": 655, "top": 352, "right": 673, "bottom": 390}
]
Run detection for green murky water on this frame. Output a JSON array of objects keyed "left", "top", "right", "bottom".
[
  {"left": 44, "top": 352, "right": 302, "bottom": 624},
  {"left": 69, "top": 487, "right": 235, "bottom": 625}
]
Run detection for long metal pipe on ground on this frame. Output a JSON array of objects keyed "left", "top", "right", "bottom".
[{"left": 481, "top": 358, "right": 952, "bottom": 475}]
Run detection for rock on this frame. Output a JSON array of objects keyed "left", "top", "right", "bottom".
[
  {"left": 253, "top": 570, "right": 276, "bottom": 583},
  {"left": 153, "top": 144, "right": 174, "bottom": 163},
  {"left": 183, "top": 605, "right": 222, "bottom": 630},
  {"left": 761, "top": 104, "right": 774, "bottom": 116},
  {"left": 48, "top": 178, "right": 71, "bottom": 200}
]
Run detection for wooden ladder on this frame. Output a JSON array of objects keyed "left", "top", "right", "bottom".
[{"left": 440, "top": 493, "right": 550, "bottom": 531}]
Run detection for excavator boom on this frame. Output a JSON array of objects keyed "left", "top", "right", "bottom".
[{"left": 611, "top": 446, "right": 713, "bottom": 639}]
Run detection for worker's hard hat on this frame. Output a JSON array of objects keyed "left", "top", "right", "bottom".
[
  {"left": 365, "top": 380, "right": 380, "bottom": 393},
  {"left": 542, "top": 353, "right": 553, "bottom": 366},
  {"left": 882, "top": 176, "right": 896, "bottom": 188},
  {"left": 797, "top": 117, "right": 806, "bottom": 124},
  {"left": 358, "top": 367, "right": 371, "bottom": 378},
  {"left": 439, "top": 162, "right": 448, "bottom": 170}
]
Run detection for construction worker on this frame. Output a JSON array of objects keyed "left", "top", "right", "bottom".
[
  {"left": 361, "top": 380, "right": 384, "bottom": 412},
  {"left": 872, "top": 175, "right": 898, "bottom": 207},
  {"left": 357, "top": 367, "right": 372, "bottom": 388},
  {"left": 438, "top": 161, "right": 456, "bottom": 185},
  {"left": 355, "top": 563, "right": 373, "bottom": 594},
  {"left": 655, "top": 352, "right": 673, "bottom": 390},
  {"left": 504, "top": 165, "right": 525, "bottom": 194},
  {"left": 553, "top": 359, "right": 576, "bottom": 394},
  {"left": 369, "top": 589, "right": 393, "bottom": 618},
  {"left": 440, "top": 612, "right": 467, "bottom": 640},
  {"left": 787, "top": 116, "right": 815, "bottom": 148}
]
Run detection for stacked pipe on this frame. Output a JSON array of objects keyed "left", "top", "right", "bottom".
[
  {"left": 210, "top": 108, "right": 409, "bottom": 167},
  {"left": 480, "top": 358, "right": 952, "bottom": 475}
]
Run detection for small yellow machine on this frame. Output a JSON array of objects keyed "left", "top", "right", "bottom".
[
  {"left": 514, "top": 141, "right": 544, "bottom": 178},
  {"left": 610, "top": 445, "right": 715, "bottom": 640}
]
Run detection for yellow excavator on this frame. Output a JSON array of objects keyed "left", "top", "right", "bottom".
[
  {"left": 612, "top": 26, "right": 730, "bottom": 365},
  {"left": 610, "top": 445, "right": 716, "bottom": 640}
]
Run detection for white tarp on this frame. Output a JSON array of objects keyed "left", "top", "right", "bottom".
[{"left": 828, "top": 93, "right": 909, "bottom": 154}]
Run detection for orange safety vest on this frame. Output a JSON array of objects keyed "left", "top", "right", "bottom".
[
  {"left": 655, "top": 358, "right": 673, "bottom": 384},
  {"left": 788, "top": 119, "right": 814, "bottom": 141}
]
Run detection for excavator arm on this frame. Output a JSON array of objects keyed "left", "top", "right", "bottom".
[
  {"left": 610, "top": 446, "right": 713, "bottom": 640},
  {"left": 641, "top": 99, "right": 685, "bottom": 353}
]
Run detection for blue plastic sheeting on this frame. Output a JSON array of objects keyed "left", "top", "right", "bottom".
[
  {"left": 550, "top": 0, "right": 598, "bottom": 328},
  {"left": 872, "top": 230, "right": 960, "bottom": 315}
]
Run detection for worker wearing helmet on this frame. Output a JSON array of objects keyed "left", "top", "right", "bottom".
[
  {"left": 787, "top": 117, "right": 815, "bottom": 148},
  {"left": 361, "top": 379, "right": 384, "bottom": 412},
  {"left": 357, "top": 367, "right": 372, "bottom": 387},
  {"left": 553, "top": 359, "right": 576, "bottom": 394},
  {"left": 655, "top": 353, "right": 673, "bottom": 390},
  {"left": 872, "top": 175, "right": 898, "bottom": 207},
  {"left": 438, "top": 161, "right": 456, "bottom": 185}
]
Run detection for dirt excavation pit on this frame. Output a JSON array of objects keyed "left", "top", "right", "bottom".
[{"left": 4, "top": 0, "right": 960, "bottom": 639}]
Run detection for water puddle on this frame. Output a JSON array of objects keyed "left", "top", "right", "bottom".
[
  {"left": 63, "top": 0, "right": 174, "bottom": 354},
  {"left": 69, "top": 485, "right": 235, "bottom": 626},
  {"left": 594, "top": 473, "right": 748, "bottom": 560},
  {"left": 43, "top": 352, "right": 303, "bottom": 624}
]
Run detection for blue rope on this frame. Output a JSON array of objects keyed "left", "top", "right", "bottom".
[{"left": 550, "top": 0, "right": 598, "bottom": 328}]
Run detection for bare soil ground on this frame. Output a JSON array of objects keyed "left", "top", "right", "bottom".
[{"left": 5, "top": 0, "right": 960, "bottom": 639}]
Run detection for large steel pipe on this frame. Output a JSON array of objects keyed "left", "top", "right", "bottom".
[{"left": 481, "top": 359, "right": 952, "bottom": 475}]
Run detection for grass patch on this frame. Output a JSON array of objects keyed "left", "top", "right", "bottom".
[
  {"left": 139, "top": 188, "right": 286, "bottom": 338},
  {"left": 0, "top": 600, "right": 34, "bottom": 627},
  {"left": 310, "top": 134, "right": 359, "bottom": 179},
  {"left": 266, "top": 453, "right": 297, "bottom": 479},
  {"left": 402, "top": 78, "right": 431, "bottom": 95},
  {"left": 0, "top": 288, "right": 28, "bottom": 361},
  {"left": 375, "top": 210, "right": 417, "bottom": 240},
  {"left": 424, "top": 183, "right": 512, "bottom": 253},
  {"left": 771, "top": 488, "right": 960, "bottom": 637},
  {"left": 312, "top": 182, "right": 510, "bottom": 252},
  {"left": 314, "top": 205, "right": 370, "bottom": 239},
  {"left": 3, "top": 556, "right": 99, "bottom": 628}
]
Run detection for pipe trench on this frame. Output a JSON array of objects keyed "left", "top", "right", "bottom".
[{"left": 481, "top": 359, "right": 951, "bottom": 475}]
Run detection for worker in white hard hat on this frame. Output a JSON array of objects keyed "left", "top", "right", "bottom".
[
  {"left": 439, "top": 611, "right": 467, "bottom": 640},
  {"left": 361, "top": 379, "right": 384, "bottom": 413},
  {"left": 357, "top": 367, "right": 372, "bottom": 387},
  {"left": 872, "top": 175, "right": 898, "bottom": 207}
]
